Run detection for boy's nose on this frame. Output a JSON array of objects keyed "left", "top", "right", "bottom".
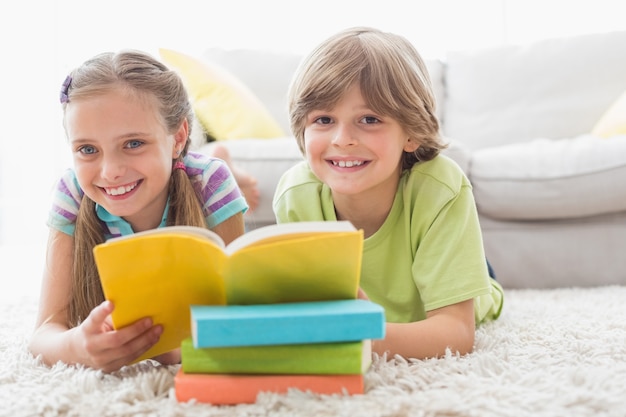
[{"left": 331, "top": 124, "right": 357, "bottom": 147}]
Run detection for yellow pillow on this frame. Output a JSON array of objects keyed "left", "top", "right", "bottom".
[
  {"left": 159, "top": 48, "right": 285, "bottom": 140},
  {"left": 591, "top": 90, "right": 626, "bottom": 138}
]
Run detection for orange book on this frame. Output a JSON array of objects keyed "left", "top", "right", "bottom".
[{"left": 174, "top": 368, "right": 364, "bottom": 405}]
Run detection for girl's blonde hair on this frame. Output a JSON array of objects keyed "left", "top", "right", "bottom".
[
  {"left": 61, "top": 50, "right": 207, "bottom": 326},
  {"left": 288, "top": 27, "right": 446, "bottom": 169}
]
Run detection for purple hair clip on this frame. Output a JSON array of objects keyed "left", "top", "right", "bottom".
[{"left": 59, "top": 75, "right": 72, "bottom": 104}]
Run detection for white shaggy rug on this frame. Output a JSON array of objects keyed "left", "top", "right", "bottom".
[{"left": 2, "top": 286, "right": 626, "bottom": 417}]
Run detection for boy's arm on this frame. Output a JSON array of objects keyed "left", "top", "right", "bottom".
[{"left": 371, "top": 299, "right": 475, "bottom": 359}]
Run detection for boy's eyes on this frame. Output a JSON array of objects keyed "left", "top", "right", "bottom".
[
  {"left": 313, "top": 116, "right": 380, "bottom": 124},
  {"left": 314, "top": 116, "right": 332, "bottom": 125},
  {"left": 362, "top": 116, "right": 380, "bottom": 124}
]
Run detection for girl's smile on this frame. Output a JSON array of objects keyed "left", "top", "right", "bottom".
[{"left": 100, "top": 180, "right": 141, "bottom": 197}]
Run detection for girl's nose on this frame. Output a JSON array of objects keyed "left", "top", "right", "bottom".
[{"left": 100, "top": 156, "right": 126, "bottom": 181}]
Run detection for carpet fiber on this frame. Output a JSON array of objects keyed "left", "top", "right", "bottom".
[{"left": 2, "top": 286, "right": 626, "bottom": 417}]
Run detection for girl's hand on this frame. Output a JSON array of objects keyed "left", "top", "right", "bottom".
[
  {"left": 72, "top": 300, "right": 163, "bottom": 372},
  {"left": 152, "top": 349, "right": 181, "bottom": 365}
]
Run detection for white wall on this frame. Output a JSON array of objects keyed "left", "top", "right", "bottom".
[{"left": 1, "top": 0, "right": 624, "bottom": 245}]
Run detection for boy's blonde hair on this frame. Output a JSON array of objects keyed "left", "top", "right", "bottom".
[
  {"left": 288, "top": 27, "right": 446, "bottom": 169},
  {"left": 61, "top": 50, "right": 207, "bottom": 326}
]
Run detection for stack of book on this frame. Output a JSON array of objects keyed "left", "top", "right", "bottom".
[
  {"left": 174, "top": 299, "right": 385, "bottom": 405},
  {"left": 92, "top": 220, "right": 382, "bottom": 404}
]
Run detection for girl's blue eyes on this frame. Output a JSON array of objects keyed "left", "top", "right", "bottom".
[
  {"left": 79, "top": 146, "right": 97, "bottom": 155},
  {"left": 77, "top": 140, "right": 143, "bottom": 154},
  {"left": 126, "top": 140, "right": 143, "bottom": 149}
]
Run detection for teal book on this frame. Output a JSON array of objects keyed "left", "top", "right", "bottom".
[
  {"left": 181, "top": 338, "right": 372, "bottom": 375},
  {"left": 190, "top": 299, "right": 385, "bottom": 348}
]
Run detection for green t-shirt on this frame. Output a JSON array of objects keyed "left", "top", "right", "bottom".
[{"left": 273, "top": 156, "right": 503, "bottom": 324}]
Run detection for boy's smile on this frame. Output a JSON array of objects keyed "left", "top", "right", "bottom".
[
  {"left": 304, "top": 84, "right": 417, "bottom": 203},
  {"left": 329, "top": 159, "right": 368, "bottom": 168}
]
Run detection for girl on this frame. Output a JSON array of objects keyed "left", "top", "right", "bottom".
[
  {"left": 273, "top": 27, "right": 504, "bottom": 359},
  {"left": 29, "top": 50, "right": 248, "bottom": 372}
]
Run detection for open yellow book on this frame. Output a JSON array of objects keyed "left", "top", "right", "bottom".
[{"left": 93, "top": 221, "right": 363, "bottom": 362}]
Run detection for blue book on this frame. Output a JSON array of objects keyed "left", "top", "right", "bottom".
[{"left": 190, "top": 299, "right": 385, "bottom": 348}]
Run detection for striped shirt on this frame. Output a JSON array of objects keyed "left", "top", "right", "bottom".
[{"left": 47, "top": 151, "right": 248, "bottom": 239}]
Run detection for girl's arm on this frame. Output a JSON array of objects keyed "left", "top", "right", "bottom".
[
  {"left": 211, "top": 212, "right": 245, "bottom": 245},
  {"left": 29, "top": 229, "right": 164, "bottom": 372}
]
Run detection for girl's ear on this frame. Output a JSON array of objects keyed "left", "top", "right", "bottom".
[
  {"left": 172, "top": 118, "right": 189, "bottom": 158},
  {"left": 403, "top": 138, "right": 420, "bottom": 153}
]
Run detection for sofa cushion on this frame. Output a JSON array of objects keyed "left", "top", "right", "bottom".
[
  {"left": 197, "top": 137, "right": 304, "bottom": 228},
  {"left": 159, "top": 48, "right": 285, "bottom": 141},
  {"left": 201, "top": 48, "right": 302, "bottom": 135},
  {"left": 443, "top": 30, "right": 626, "bottom": 150},
  {"left": 441, "top": 138, "right": 471, "bottom": 175},
  {"left": 424, "top": 59, "right": 445, "bottom": 123},
  {"left": 470, "top": 134, "right": 626, "bottom": 220},
  {"left": 591, "top": 89, "right": 626, "bottom": 138}
]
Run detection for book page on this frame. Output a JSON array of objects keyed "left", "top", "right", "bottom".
[
  {"left": 225, "top": 228, "right": 364, "bottom": 304},
  {"left": 105, "top": 225, "right": 226, "bottom": 249},
  {"left": 224, "top": 221, "right": 357, "bottom": 255}
]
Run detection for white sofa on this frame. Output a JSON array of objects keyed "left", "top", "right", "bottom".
[{"left": 192, "top": 30, "right": 626, "bottom": 290}]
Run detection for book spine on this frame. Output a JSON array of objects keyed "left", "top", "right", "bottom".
[
  {"left": 181, "top": 338, "right": 371, "bottom": 375},
  {"left": 174, "top": 369, "right": 364, "bottom": 405},
  {"left": 191, "top": 299, "right": 385, "bottom": 348}
]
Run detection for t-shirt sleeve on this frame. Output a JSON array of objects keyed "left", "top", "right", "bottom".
[
  {"left": 46, "top": 169, "right": 83, "bottom": 236},
  {"left": 185, "top": 152, "right": 248, "bottom": 228}
]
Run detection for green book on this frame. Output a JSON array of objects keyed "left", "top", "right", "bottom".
[{"left": 180, "top": 337, "right": 372, "bottom": 375}]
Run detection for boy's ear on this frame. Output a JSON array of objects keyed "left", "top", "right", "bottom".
[{"left": 403, "top": 138, "right": 420, "bottom": 153}]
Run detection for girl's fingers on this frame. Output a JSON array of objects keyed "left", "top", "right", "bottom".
[{"left": 82, "top": 300, "right": 115, "bottom": 334}]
